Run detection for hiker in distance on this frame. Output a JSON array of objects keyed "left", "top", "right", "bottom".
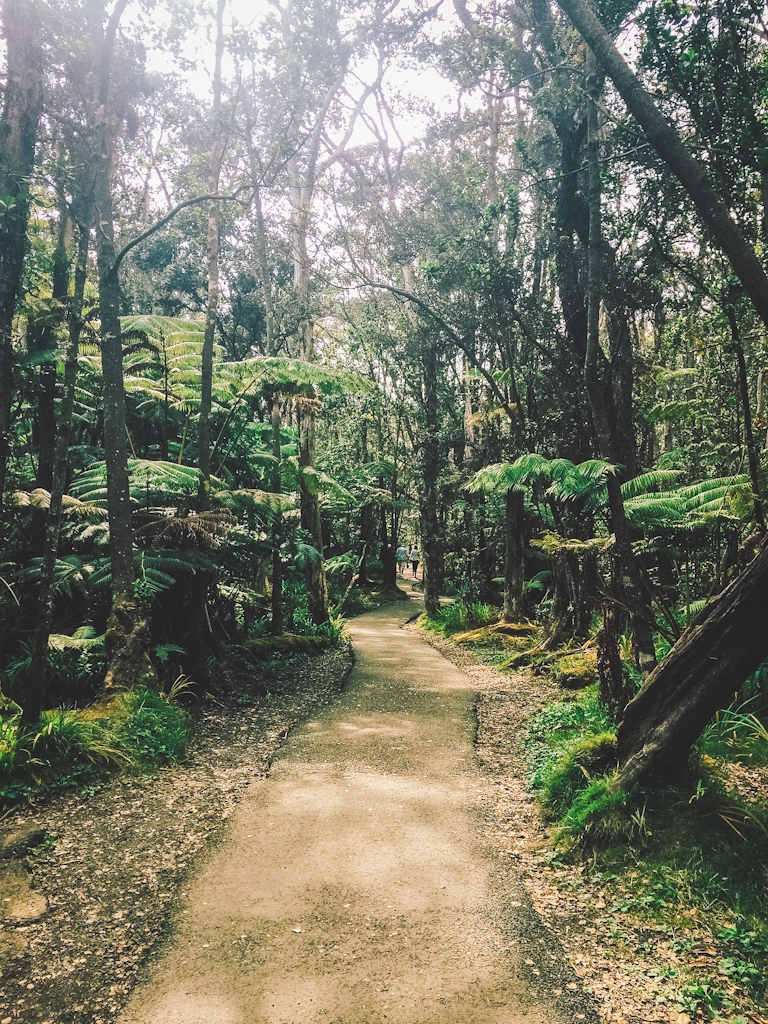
[
  {"left": 396, "top": 543, "right": 408, "bottom": 576},
  {"left": 409, "top": 544, "right": 420, "bottom": 578}
]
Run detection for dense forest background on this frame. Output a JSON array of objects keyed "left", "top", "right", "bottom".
[{"left": 3, "top": 0, "right": 768, "bottom": 788}]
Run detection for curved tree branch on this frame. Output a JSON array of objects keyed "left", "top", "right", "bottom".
[{"left": 109, "top": 186, "right": 251, "bottom": 278}]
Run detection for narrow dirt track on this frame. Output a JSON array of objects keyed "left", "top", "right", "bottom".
[{"left": 117, "top": 596, "right": 583, "bottom": 1024}]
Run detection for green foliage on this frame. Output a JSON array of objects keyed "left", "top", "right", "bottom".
[
  {"left": 541, "top": 733, "right": 618, "bottom": 818},
  {"left": 116, "top": 686, "right": 190, "bottom": 767},
  {"left": 526, "top": 688, "right": 612, "bottom": 790},
  {"left": 419, "top": 601, "right": 499, "bottom": 637},
  {"left": 0, "top": 683, "right": 191, "bottom": 807}
]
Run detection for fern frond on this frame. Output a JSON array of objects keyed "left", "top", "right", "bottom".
[{"left": 620, "top": 470, "right": 682, "bottom": 500}]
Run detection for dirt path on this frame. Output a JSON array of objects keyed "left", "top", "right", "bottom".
[{"left": 117, "top": 598, "right": 596, "bottom": 1024}]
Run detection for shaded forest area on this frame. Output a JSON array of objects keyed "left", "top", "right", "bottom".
[{"left": 3, "top": 0, "right": 768, "bottom": 976}]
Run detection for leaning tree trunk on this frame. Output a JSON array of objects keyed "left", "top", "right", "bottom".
[
  {"left": 91, "top": 0, "right": 156, "bottom": 693},
  {"left": 555, "top": 0, "right": 768, "bottom": 337},
  {"left": 0, "top": 0, "right": 43, "bottom": 502},
  {"left": 502, "top": 486, "right": 525, "bottom": 622},
  {"left": 615, "top": 540, "right": 768, "bottom": 788}
]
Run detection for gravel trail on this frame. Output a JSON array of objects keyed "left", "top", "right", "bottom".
[{"left": 116, "top": 595, "right": 598, "bottom": 1024}]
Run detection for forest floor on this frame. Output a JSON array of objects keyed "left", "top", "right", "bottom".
[
  {"left": 421, "top": 627, "right": 768, "bottom": 1024},
  {"left": 0, "top": 645, "right": 353, "bottom": 1024},
  {"left": 1, "top": 591, "right": 762, "bottom": 1024}
]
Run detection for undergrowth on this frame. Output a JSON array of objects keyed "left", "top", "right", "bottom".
[
  {"left": 419, "top": 600, "right": 500, "bottom": 637},
  {"left": 525, "top": 686, "right": 768, "bottom": 1017},
  {"left": 0, "top": 683, "right": 191, "bottom": 808}
]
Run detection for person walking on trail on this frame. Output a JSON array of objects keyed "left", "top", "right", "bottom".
[
  {"left": 409, "top": 545, "right": 420, "bottom": 578},
  {"left": 396, "top": 544, "right": 408, "bottom": 575}
]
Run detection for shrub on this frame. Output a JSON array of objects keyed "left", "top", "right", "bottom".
[{"left": 116, "top": 687, "right": 190, "bottom": 766}]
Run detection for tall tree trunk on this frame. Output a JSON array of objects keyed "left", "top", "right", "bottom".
[
  {"left": 502, "top": 486, "right": 525, "bottom": 622},
  {"left": 26, "top": 213, "right": 90, "bottom": 718},
  {"left": 380, "top": 506, "right": 397, "bottom": 590},
  {"left": 270, "top": 394, "right": 283, "bottom": 635},
  {"left": 0, "top": 0, "right": 43, "bottom": 502},
  {"left": 555, "top": 0, "right": 768, "bottom": 335},
  {"left": 584, "top": 49, "right": 656, "bottom": 674},
  {"left": 603, "top": 294, "right": 637, "bottom": 479},
  {"left": 419, "top": 330, "right": 443, "bottom": 616},
  {"left": 726, "top": 301, "right": 766, "bottom": 530},
  {"left": 298, "top": 400, "right": 329, "bottom": 624},
  {"left": 198, "top": 0, "right": 225, "bottom": 510},
  {"left": 29, "top": 207, "right": 71, "bottom": 492},
  {"left": 250, "top": 165, "right": 275, "bottom": 357},
  {"left": 90, "top": 0, "right": 156, "bottom": 694},
  {"left": 288, "top": 161, "right": 329, "bottom": 624}
]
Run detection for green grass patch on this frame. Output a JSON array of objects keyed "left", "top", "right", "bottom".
[
  {"left": 525, "top": 685, "right": 612, "bottom": 792},
  {"left": 116, "top": 686, "right": 190, "bottom": 767}
]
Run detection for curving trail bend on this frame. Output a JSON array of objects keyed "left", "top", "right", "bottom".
[{"left": 118, "top": 595, "right": 581, "bottom": 1024}]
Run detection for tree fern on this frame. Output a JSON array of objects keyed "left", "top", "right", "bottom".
[{"left": 619, "top": 470, "right": 681, "bottom": 500}]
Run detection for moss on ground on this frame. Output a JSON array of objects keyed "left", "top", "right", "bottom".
[{"left": 549, "top": 650, "right": 598, "bottom": 689}]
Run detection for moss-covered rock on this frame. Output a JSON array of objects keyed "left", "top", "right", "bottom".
[{"left": 550, "top": 650, "right": 598, "bottom": 689}]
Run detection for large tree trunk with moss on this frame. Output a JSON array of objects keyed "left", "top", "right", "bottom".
[
  {"left": 0, "top": 0, "right": 43, "bottom": 502},
  {"left": 502, "top": 486, "right": 524, "bottom": 621},
  {"left": 90, "top": 0, "right": 156, "bottom": 694},
  {"left": 615, "top": 541, "right": 768, "bottom": 788}
]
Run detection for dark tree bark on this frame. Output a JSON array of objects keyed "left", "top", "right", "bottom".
[
  {"left": 89, "top": 0, "right": 156, "bottom": 693},
  {"left": 726, "top": 301, "right": 766, "bottom": 530},
  {"left": 419, "top": 330, "right": 443, "bottom": 616},
  {"left": 28, "top": 208, "right": 71, "bottom": 492},
  {"left": 380, "top": 506, "right": 397, "bottom": 590},
  {"left": 616, "top": 540, "right": 768, "bottom": 787},
  {"left": 584, "top": 49, "right": 656, "bottom": 674},
  {"left": 0, "top": 0, "right": 43, "bottom": 502},
  {"left": 298, "top": 401, "right": 329, "bottom": 624},
  {"left": 597, "top": 596, "right": 633, "bottom": 721},
  {"left": 555, "top": 0, "right": 768, "bottom": 335},
  {"left": 603, "top": 294, "right": 637, "bottom": 479},
  {"left": 502, "top": 486, "right": 525, "bottom": 621},
  {"left": 26, "top": 214, "right": 90, "bottom": 718},
  {"left": 198, "top": 0, "right": 225, "bottom": 510},
  {"left": 270, "top": 394, "right": 283, "bottom": 636}
]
